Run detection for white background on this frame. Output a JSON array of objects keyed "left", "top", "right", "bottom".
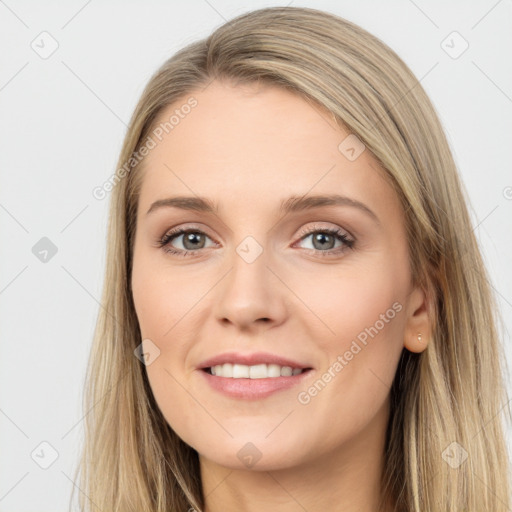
[{"left": 0, "top": 1, "right": 511, "bottom": 510}]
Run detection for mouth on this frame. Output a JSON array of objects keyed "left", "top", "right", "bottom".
[
  {"left": 202, "top": 363, "right": 313, "bottom": 379},
  {"left": 199, "top": 363, "right": 314, "bottom": 400},
  {"left": 197, "top": 352, "right": 314, "bottom": 399}
]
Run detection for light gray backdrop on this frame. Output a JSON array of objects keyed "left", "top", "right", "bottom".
[{"left": 1, "top": 1, "right": 511, "bottom": 510}]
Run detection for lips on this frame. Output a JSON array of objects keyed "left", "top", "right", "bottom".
[{"left": 199, "top": 360, "right": 314, "bottom": 400}]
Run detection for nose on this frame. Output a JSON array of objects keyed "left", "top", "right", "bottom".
[{"left": 213, "top": 246, "right": 287, "bottom": 332}]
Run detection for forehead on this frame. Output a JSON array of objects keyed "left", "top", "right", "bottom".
[{"left": 136, "top": 80, "right": 398, "bottom": 218}]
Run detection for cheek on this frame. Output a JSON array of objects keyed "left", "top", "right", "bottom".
[
  {"left": 131, "top": 258, "right": 198, "bottom": 442},
  {"left": 303, "top": 262, "right": 405, "bottom": 350},
  {"left": 131, "top": 250, "right": 191, "bottom": 338},
  {"left": 295, "top": 266, "right": 406, "bottom": 422}
]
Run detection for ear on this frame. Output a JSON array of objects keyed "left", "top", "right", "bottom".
[{"left": 403, "top": 285, "right": 431, "bottom": 353}]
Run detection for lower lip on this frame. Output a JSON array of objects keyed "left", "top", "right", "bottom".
[{"left": 198, "top": 369, "right": 313, "bottom": 400}]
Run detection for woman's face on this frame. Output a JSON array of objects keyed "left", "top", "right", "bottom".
[{"left": 131, "top": 80, "right": 427, "bottom": 470}]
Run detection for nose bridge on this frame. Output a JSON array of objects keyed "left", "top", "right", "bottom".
[
  {"left": 235, "top": 234, "right": 266, "bottom": 266},
  {"left": 226, "top": 235, "right": 272, "bottom": 309},
  {"left": 213, "top": 234, "right": 286, "bottom": 328}
]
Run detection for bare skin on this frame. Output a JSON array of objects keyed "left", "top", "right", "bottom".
[{"left": 131, "top": 80, "right": 430, "bottom": 512}]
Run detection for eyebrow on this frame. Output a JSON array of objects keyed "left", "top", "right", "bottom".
[{"left": 146, "top": 194, "right": 380, "bottom": 225}]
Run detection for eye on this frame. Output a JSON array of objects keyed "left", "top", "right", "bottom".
[
  {"left": 293, "top": 224, "right": 355, "bottom": 256},
  {"left": 157, "top": 227, "right": 217, "bottom": 257},
  {"left": 157, "top": 223, "right": 355, "bottom": 258}
]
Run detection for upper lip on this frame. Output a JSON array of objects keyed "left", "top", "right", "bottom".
[{"left": 198, "top": 352, "right": 312, "bottom": 370}]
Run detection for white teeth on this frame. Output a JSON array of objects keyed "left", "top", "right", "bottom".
[
  {"left": 267, "top": 364, "right": 281, "bottom": 377},
  {"left": 232, "top": 364, "right": 249, "bottom": 378},
  {"left": 249, "top": 364, "right": 267, "bottom": 379},
  {"left": 281, "top": 366, "right": 292, "bottom": 377},
  {"left": 209, "top": 363, "right": 306, "bottom": 379}
]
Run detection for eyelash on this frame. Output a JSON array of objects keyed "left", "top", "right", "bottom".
[{"left": 157, "top": 224, "right": 355, "bottom": 258}]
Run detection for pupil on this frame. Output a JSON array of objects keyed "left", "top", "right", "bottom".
[
  {"left": 313, "top": 233, "right": 334, "bottom": 250},
  {"left": 184, "top": 232, "right": 205, "bottom": 250}
]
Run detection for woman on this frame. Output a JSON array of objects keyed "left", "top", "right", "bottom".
[{"left": 74, "top": 6, "right": 511, "bottom": 511}]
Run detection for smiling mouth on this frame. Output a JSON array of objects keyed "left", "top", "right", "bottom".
[{"left": 203, "top": 363, "right": 312, "bottom": 379}]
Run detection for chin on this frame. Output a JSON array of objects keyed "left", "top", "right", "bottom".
[
  {"left": 191, "top": 434, "right": 306, "bottom": 471},
  {"left": 200, "top": 449, "right": 303, "bottom": 472}
]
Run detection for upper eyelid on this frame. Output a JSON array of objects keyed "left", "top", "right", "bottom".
[
  {"left": 297, "top": 222, "right": 352, "bottom": 238},
  {"left": 163, "top": 224, "right": 218, "bottom": 242}
]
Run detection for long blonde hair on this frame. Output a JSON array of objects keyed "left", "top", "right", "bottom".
[{"left": 73, "top": 6, "right": 512, "bottom": 511}]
